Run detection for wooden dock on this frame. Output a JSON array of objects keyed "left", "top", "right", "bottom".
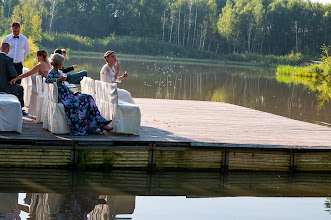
[{"left": 1, "top": 98, "right": 331, "bottom": 172}]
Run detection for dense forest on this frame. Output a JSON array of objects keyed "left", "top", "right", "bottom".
[{"left": 0, "top": 0, "right": 330, "bottom": 57}]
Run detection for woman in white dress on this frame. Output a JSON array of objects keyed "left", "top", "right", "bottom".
[{"left": 100, "top": 51, "right": 135, "bottom": 104}]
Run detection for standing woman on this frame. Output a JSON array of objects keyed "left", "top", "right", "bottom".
[
  {"left": 46, "top": 53, "right": 112, "bottom": 135},
  {"left": 100, "top": 51, "right": 135, "bottom": 104},
  {"left": 10, "top": 49, "right": 51, "bottom": 84}
]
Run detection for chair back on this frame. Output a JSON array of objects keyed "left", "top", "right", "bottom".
[
  {"left": 31, "top": 75, "right": 37, "bottom": 93},
  {"left": 107, "top": 82, "right": 118, "bottom": 105},
  {"left": 44, "top": 82, "right": 58, "bottom": 103},
  {"left": 80, "top": 77, "right": 95, "bottom": 98},
  {"left": 36, "top": 75, "right": 44, "bottom": 95}
]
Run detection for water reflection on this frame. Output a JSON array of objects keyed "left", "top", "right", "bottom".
[
  {"left": 0, "top": 194, "right": 20, "bottom": 219},
  {"left": 24, "top": 193, "right": 134, "bottom": 219},
  {"left": 68, "top": 56, "right": 331, "bottom": 126},
  {"left": 0, "top": 169, "right": 331, "bottom": 219}
]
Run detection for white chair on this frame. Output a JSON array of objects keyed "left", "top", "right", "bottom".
[
  {"left": 94, "top": 80, "right": 110, "bottom": 120},
  {"left": 80, "top": 77, "right": 95, "bottom": 99},
  {"left": 28, "top": 75, "right": 38, "bottom": 116},
  {"left": 96, "top": 80, "right": 141, "bottom": 135},
  {"left": 0, "top": 94, "right": 22, "bottom": 133},
  {"left": 21, "top": 67, "right": 32, "bottom": 107},
  {"left": 35, "top": 75, "right": 45, "bottom": 123},
  {"left": 43, "top": 82, "right": 70, "bottom": 134}
]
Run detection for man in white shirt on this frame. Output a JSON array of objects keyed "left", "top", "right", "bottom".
[{"left": 1, "top": 22, "right": 30, "bottom": 85}]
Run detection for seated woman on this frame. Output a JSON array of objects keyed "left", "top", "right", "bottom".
[
  {"left": 10, "top": 50, "right": 51, "bottom": 84},
  {"left": 10, "top": 50, "right": 51, "bottom": 116},
  {"left": 100, "top": 51, "right": 135, "bottom": 104},
  {"left": 45, "top": 53, "right": 112, "bottom": 135}
]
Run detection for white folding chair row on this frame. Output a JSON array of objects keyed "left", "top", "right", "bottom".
[{"left": 42, "top": 82, "right": 70, "bottom": 134}]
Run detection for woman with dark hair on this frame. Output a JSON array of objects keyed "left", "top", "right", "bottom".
[
  {"left": 9, "top": 49, "right": 51, "bottom": 84},
  {"left": 46, "top": 53, "right": 112, "bottom": 135}
]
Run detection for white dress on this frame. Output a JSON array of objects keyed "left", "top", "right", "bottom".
[{"left": 100, "top": 64, "right": 135, "bottom": 104}]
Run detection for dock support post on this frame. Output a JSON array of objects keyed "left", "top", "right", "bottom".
[
  {"left": 70, "top": 142, "right": 79, "bottom": 169},
  {"left": 290, "top": 152, "right": 297, "bottom": 172},
  {"left": 221, "top": 151, "right": 229, "bottom": 172},
  {"left": 148, "top": 143, "right": 156, "bottom": 171}
]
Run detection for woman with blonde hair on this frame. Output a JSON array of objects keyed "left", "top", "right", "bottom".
[
  {"left": 10, "top": 49, "right": 51, "bottom": 84},
  {"left": 100, "top": 50, "right": 134, "bottom": 104},
  {"left": 46, "top": 53, "right": 112, "bottom": 135}
]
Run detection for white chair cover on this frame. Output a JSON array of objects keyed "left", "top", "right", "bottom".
[
  {"left": 43, "top": 83, "right": 70, "bottom": 134},
  {"left": 118, "top": 89, "right": 135, "bottom": 104},
  {"left": 21, "top": 67, "right": 32, "bottom": 107},
  {"left": 35, "top": 75, "right": 45, "bottom": 123},
  {"left": 94, "top": 80, "right": 109, "bottom": 120},
  {"left": 28, "top": 75, "right": 38, "bottom": 116},
  {"left": 0, "top": 94, "right": 22, "bottom": 133},
  {"left": 80, "top": 77, "right": 95, "bottom": 99},
  {"left": 81, "top": 78, "right": 141, "bottom": 135},
  {"left": 96, "top": 80, "right": 141, "bottom": 135}
]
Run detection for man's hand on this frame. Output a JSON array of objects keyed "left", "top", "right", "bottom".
[{"left": 9, "top": 78, "right": 17, "bottom": 85}]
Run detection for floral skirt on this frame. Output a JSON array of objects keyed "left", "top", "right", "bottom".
[{"left": 58, "top": 84, "right": 108, "bottom": 135}]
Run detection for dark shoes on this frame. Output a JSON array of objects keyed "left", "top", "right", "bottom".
[
  {"left": 100, "top": 125, "right": 113, "bottom": 132},
  {"left": 22, "top": 110, "right": 28, "bottom": 116}
]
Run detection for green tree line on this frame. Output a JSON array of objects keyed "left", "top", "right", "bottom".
[{"left": 0, "top": 0, "right": 329, "bottom": 57}]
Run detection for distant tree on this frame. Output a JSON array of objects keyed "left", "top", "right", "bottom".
[{"left": 10, "top": 0, "right": 42, "bottom": 42}]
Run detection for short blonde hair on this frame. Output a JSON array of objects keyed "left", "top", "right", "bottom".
[
  {"left": 103, "top": 50, "right": 115, "bottom": 63},
  {"left": 50, "top": 53, "right": 65, "bottom": 68}
]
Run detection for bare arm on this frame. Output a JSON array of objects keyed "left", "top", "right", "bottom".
[
  {"left": 118, "top": 71, "right": 128, "bottom": 81},
  {"left": 113, "top": 63, "right": 120, "bottom": 81},
  {"left": 10, "top": 64, "right": 40, "bottom": 84}
]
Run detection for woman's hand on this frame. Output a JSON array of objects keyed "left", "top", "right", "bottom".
[
  {"left": 57, "top": 76, "right": 67, "bottom": 82},
  {"left": 115, "top": 62, "right": 120, "bottom": 72},
  {"left": 9, "top": 78, "right": 18, "bottom": 85},
  {"left": 123, "top": 71, "right": 128, "bottom": 78}
]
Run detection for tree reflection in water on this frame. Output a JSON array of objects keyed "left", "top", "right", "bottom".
[{"left": 276, "top": 72, "right": 331, "bottom": 111}]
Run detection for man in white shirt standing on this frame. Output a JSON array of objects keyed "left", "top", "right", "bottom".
[{"left": 1, "top": 22, "right": 30, "bottom": 85}]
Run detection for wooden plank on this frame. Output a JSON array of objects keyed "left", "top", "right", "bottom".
[
  {"left": 228, "top": 152, "right": 290, "bottom": 171},
  {"left": 156, "top": 150, "right": 222, "bottom": 169},
  {"left": 296, "top": 152, "right": 331, "bottom": 171}
]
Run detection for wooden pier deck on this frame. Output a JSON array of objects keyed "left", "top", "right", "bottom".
[{"left": 1, "top": 98, "right": 331, "bottom": 171}]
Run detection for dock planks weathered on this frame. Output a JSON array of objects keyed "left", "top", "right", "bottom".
[{"left": 1, "top": 98, "right": 331, "bottom": 171}]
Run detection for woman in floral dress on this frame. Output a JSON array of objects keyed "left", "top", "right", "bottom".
[{"left": 46, "top": 53, "right": 112, "bottom": 135}]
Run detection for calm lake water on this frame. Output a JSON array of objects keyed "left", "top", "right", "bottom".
[
  {"left": 69, "top": 56, "right": 331, "bottom": 126},
  {"left": 1, "top": 170, "right": 331, "bottom": 219}
]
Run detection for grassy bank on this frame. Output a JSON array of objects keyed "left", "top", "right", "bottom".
[
  {"left": 40, "top": 32, "right": 309, "bottom": 66},
  {"left": 275, "top": 45, "right": 331, "bottom": 108}
]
